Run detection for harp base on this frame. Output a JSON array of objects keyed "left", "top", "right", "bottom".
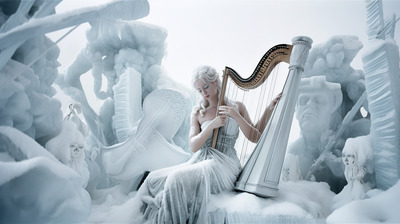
[{"left": 234, "top": 181, "right": 278, "bottom": 198}]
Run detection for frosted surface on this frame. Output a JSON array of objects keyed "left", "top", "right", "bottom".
[{"left": 0, "top": 0, "right": 399, "bottom": 223}]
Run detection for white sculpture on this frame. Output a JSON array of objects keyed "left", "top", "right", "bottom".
[
  {"left": 287, "top": 76, "right": 344, "bottom": 192},
  {"left": 281, "top": 153, "right": 302, "bottom": 182},
  {"left": 0, "top": 126, "right": 91, "bottom": 224},
  {"left": 45, "top": 120, "right": 90, "bottom": 187},
  {"left": 343, "top": 151, "right": 366, "bottom": 190},
  {"left": 295, "top": 76, "right": 342, "bottom": 141},
  {"left": 363, "top": 0, "right": 400, "bottom": 190},
  {"left": 102, "top": 89, "right": 190, "bottom": 181},
  {"left": 65, "top": 103, "right": 88, "bottom": 137},
  {"left": 332, "top": 135, "right": 373, "bottom": 209}
]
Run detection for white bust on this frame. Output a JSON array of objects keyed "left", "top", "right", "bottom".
[
  {"left": 289, "top": 76, "right": 343, "bottom": 180},
  {"left": 296, "top": 76, "right": 342, "bottom": 140}
]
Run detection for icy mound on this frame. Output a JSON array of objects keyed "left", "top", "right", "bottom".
[
  {"left": 0, "top": 126, "right": 91, "bottom": 223},
  {"left": 209, "top": 181, "right": 334, "bottom": 223}
]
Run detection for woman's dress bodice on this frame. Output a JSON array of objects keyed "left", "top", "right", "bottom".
[{"left": 194, "top": 117, "right": 240, "bottom": 163}]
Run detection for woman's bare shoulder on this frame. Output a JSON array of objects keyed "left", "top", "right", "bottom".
[{"left": 191, "top": 107, "right": 202, "bottom": 124}]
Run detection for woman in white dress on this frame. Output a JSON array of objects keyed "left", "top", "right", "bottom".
[{"left": 136, "top": 65, "right": 280, "bottom": 223}]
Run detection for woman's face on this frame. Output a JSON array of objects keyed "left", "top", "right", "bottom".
[{"left": 194, "top": 79, "right": 218, "bottom": 100}]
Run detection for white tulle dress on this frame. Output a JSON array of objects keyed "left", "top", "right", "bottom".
[{"left": 136, "top": 117, "right": 242, "bottom": 223}]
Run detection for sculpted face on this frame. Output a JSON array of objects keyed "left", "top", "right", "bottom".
[
  {"left": 295, "top": 76, "right": 342, "bottom": 135},
  {"left": 342, "top": 152, "right": 356, "bottom": 166},
  {"left": 69, "top": 143, "right": 84, "bottom": 159},
  {"left": 296, "top": 91, "right": 332, "bottom": 132}
]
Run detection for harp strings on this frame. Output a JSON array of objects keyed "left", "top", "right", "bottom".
[{"left": 224, "top": 64, "right": 283, "bottom": 166}]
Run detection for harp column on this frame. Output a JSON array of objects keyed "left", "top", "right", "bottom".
[{"left": 235, "top": 36, "right": 312, "bottom": 197}]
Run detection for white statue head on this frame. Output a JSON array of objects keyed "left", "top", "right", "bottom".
[
  {"left": 70, "top": 143, "right": 84, "bottom": 159},
  {"left": 342, "top": 135, "right": 373, "bottom": 169},
  {"left": 296, "top": 76, "right": 342, "bottom": 133},
  {"left": 342, "top": 152, "right": 357, "bottom": 167},
  {"left": 45, "top": 120, "right": 85, "bottom": 167}
]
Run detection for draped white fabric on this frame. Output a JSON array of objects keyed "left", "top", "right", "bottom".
[{"left": 136, "top": 118, "right": 242, "bottom": 223}]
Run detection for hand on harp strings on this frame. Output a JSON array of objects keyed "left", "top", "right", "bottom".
[
  {"left": 189, "top": 65, "right": 278, "bottom": 152},
  {"left": 211, "top": 75, "right": 285, "bottom": 149},
  {"left": 209, "top": 44, "right": 292, "bottom": 151},
  {"left": 254, "top": 92, "right": 283, "bottom": 134}
]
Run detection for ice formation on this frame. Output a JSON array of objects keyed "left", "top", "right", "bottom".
[
  {"left": 0, "top": 30, "right": 63, "bottom": 144},
  {"left": 55, "top": 18, "right": 192, "bottom": 148},
  {"left": 362, "top": 0, "right": 400, "bottom": 190},
  {"left": 101, "top": 89, "right": 191, "bottom": 182},
  {"left": 0, "top": 0, "right": 399, "bottom": 223},
  {"left": 327, "top": 181, "right": 400, "bottom": 223},
  {"left": 332, "top": 135, "right": 374, "bottom": 210},
  {"left": 288, "top": 75, "right": 346, "bottom": 193},
  {"left": 55, "top": 16, "right": 193, "bottom": 191},
  {"left": 0, "top": 126, "right": 91, "bottom": 224}
]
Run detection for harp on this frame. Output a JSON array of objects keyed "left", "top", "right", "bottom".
[{"left": 212, "top": 36, "right": 312, "bottom": 197}]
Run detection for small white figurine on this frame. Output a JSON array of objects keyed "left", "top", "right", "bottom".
[
  {"left": 332, "top": 135, "right": 373, "bottom": 210},
  {"left": 281, "top": 154, "right": 302, "bottom": 182},
  {"left": 342, "top": 150, "right": 367, "bottom": 196},
  {"left": 45, "top": 120, "right": 90, "bottom": 188}
]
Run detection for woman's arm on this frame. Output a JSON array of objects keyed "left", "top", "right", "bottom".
[
  {"left": 189, "top": 111, "right": 227, "bottom": 153},
  {"left": 219, "top": 93, "right": 282, "bottom": 143},
  {"left": 254, "top": 93, "right": 282, "bottom": 133},
  {"left": 219, "top": 102, "right": 260, "bottom": 143}
]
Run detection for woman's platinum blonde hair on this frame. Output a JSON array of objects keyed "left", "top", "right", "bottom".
[
  {"left": 192, "top": 65, "right": 234, "bottom": 117},
  {"left": 192, "top": 66, "right": 221, "bottom": 116},
  {"left": 192, "top": 65, "right": 222, "bottom": 89}
]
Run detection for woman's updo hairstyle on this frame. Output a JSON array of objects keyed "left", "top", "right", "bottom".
[
  {"left": 192, "top": 65, "right": 237, "bottom": 117},
  {"left": 191, "top": 66, "right": 222, "bottom": 117},
  {"left": 192, "top": 65, "right": 221, "bottom": 90}
]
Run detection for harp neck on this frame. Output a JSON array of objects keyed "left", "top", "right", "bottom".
[{"left": 224, "top": 44, "right": 292, "bottom": 90}]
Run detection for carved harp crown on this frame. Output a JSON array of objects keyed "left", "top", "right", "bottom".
[{"left": 212, "top": 36, "right": 312, "bottom": 197}]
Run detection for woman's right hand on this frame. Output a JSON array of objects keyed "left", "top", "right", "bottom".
[{"left": 209, "top": 115, "right": 227, "bottom": 129}]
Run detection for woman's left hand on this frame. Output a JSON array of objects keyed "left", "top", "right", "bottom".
[{"left": 268, "top": 92, "right": 282, "bottom": 110}]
